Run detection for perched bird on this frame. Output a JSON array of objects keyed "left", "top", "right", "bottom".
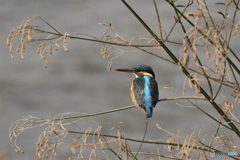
[{"left": 115, "top": 65, "right": 159, "bottom": 118}]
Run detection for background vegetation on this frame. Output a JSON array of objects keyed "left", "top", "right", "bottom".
[{"left": 5, "top": 0, "right": 240, "bottom": 159}]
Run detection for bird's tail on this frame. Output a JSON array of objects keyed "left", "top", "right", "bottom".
[{"left": 145, "top": 107, "right": 153, "bottom": 118}]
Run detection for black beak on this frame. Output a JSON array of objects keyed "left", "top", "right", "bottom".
[{"left": 115, "top": 68, "right": 134, "bottom": 73}]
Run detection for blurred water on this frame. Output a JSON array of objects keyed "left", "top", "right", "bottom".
[{"left": 0, "top": 0, "right": 239, "bottom": 160}]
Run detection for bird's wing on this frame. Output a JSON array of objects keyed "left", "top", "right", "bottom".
[{"left": 150, "top": 79, "right": 159, "bottom": 107}]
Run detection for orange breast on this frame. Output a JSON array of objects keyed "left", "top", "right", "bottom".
[{"left": 130, "top": 81, "right": 141, "bottom": 108}]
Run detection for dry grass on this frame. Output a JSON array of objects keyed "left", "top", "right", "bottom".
[
  {"left": 9, "top": 112, "right": 239, "bottom": 159},
  {"left": 6, "top": 114, "right": 223, "bottom": 159}
]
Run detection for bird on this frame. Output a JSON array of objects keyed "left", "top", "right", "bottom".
[{"left": 115, "top": 64, "right": 159, "bottom": 118}]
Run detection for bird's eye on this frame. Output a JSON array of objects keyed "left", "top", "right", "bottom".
[{"left": 132, "top": 69, "right": 138, "bottom": 72}]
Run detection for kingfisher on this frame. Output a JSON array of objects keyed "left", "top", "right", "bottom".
[{"left": 115, "top": 65, "right": 159, "bottom": 118}]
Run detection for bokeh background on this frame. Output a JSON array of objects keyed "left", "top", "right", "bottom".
[{"left": 0, "top": 0, "right": 239, "bottom": 159}]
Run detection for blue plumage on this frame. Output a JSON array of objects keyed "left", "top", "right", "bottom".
[
  {"left": 143, "top": 75, "right": 155, "bottom": 117},
  {"left": 116, "top": 65, "right": 159, "bottom": 118}
]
